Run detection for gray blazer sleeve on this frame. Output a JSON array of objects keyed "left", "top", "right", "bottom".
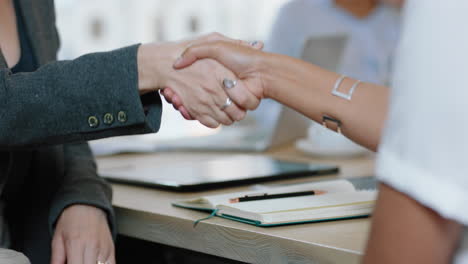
[
  {"left": 48, "top": 142, "right": 117, "bottom": 238},
  {"left": 0, "top": 44, "right": 162, "bottom": 149}
]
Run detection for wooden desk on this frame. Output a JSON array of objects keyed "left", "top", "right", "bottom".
[{"left": 97, "top": 146, "right": 375, "bottom": 264}]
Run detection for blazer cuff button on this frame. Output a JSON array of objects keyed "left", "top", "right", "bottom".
[
  {"left": 88, "top": 116, "right": 100, "bottom": 128},
  {"left": 117, "top": 111, "right": 127, "bottom": 123},
  {"left": 103, "top": 113, "right": 114, "bottom": 125}
]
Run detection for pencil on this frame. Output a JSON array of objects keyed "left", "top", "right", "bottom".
[{"left": 229, "top": 190, "right": 326, "bottom": 203}]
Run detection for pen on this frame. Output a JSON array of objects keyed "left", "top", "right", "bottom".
[{"left": 229, "top": 190, "right": 326, "bottom": 203}]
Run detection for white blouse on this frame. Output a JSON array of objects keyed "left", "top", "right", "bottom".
[{"left": 376, "top": 0, "right": 468, "bottom": 262}]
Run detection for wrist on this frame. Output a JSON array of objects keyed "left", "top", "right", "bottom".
[
  {"left": 137, "top": 44, "right": 154, "bottom": 94},
  {"left": 137, "top": 42, "right": 185, "bottom": 95},
  {"left": 258, "top": 52, "right": 287, "bottom": 100}
]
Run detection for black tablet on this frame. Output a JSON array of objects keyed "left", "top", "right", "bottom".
[{"left": 101, "top": 155, "right": 339, "bottom": 192}]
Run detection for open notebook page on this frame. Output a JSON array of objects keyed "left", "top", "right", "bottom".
[{"left": 177, "top": 180, "right": 356, "bottom": 210}]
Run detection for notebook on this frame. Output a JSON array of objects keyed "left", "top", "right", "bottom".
[{"left": 173, "top": 179, "right": 377, "bottom": 227}]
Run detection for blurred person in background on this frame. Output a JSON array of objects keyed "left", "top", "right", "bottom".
[
  {"left": 0, "top": 0, "right": 260, "bottom": 263},
  {"left": 254, "top": 0, "right": 403, "bottom": 156},
  {"left": 268, "top": 0, "right": 402, "bottom": 84}
]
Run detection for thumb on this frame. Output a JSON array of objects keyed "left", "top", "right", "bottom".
[
  {"left": 173, "top": 42, "right": 222, "bottom": 69},
  {"left": 173, "top": 40, "right": 263, "bottom": 71},
  {"left": 51, "top": 234, "right": 66, "bottom": 264}
]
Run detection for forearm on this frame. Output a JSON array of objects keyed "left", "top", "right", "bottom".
[
  {"left": 363, "top": 183, "right": 463, "bottom": 264},
  {"left": 0, "top": 45, "right": 163, "bottom": 149},
  {"left": 50, "top": 142, "right": 116, "bottom": 238},
  {"left": 260, "top": 53, "right": 388, "bottom": 151}
]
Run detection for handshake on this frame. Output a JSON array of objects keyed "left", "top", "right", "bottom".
[{"left": 137, "top": 33, "right": 267, "bottom": 128}]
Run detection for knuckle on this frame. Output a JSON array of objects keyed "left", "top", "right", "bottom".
[
  {"left": 192, "top": 93, "right": 209, "bottom": 107},
  {"left": 88, "top": 240, "right": 101, "bottom": 251},
  {"left": 198, "top": 116, "right": 209, "bottom": 126},
  {"left": 221, "top": 118, "right": 233, "bottom": 126},
  {"left": 235, "top": 94, "right": 249, "bottom": 107},
  {"left": 203, "top": 120, "right": 217, "bottom": 129},
  {"left": 204, "top": 117, "right": 219, "bottom": 128},
  {"left": 100, "top": 248, "right": 113, "bottom": 261},
  {"left": 252, "top": 100, "right": 261, "bottom": 110},
  {"left": 199, "top": 95, "right": 211, "bottom": 106},
  {"left": 212, "top": 41, "right": 224, "bottom": 53},
  {"left": 165, "top": 89, "right": 174, "bottom": 97},
  {"left": 236, "top": 110, "right": 247, "bottom": 121},
  {"left": 187, "top": 109, "right": 199, "bottom": 119},
  {"left": 65, "top": 230, "right": 81, "bottom": 241},
  {"left": 186, "top": 104, "right": 197, "bottom": 113},
  {"left": 207, "top": 88, "right": 220, "bottom": 98},
  {"left": 173, "top": 98, "right": 183, "bottom": 108}
]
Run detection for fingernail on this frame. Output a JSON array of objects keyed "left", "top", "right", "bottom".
[{"left": 174, "top": 56, "right": 183, "bottom": 67}]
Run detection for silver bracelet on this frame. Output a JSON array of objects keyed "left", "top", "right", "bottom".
[
  {"left": 332, "top": 75, "right": 361, "bottom": 101},
  {"left": 322, "top": 115, "right": 342, "bottom": 134}
]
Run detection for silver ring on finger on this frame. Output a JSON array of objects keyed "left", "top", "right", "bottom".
[
  {"left": 220, "top": 97, "right": 233, "bottom": 110},
  {"left": 223, "top": 78, "right": 237, "bottom": 89}
]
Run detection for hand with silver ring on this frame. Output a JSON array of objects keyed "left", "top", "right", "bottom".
[
  {"left": 161, "top": 34, "right": 264, "bottom": 127},
  {"left": 153, "top": 32, "right": 266, "bottom": 128},
  {"left": 171, "top": 40, "right": 266, "bottom": 113}
]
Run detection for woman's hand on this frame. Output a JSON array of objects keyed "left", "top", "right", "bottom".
[
  {"left": 137, "top": 33, "right": 262, "bottom": 128},
  {"left": 163, "top": 39, "right": 267, "bottom": 121},
  {"left": 51, "top": 205, "right": 114, "bottom": 264}
]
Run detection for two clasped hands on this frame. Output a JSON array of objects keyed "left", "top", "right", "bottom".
[
  {"left": 136, "top": 33, "right": 268, "bottom": 128},
  {"left": 140, "top": 32, "right": 386, "bottom": 153}
]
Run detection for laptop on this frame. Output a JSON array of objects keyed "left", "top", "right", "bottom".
[
  {"left": 102, "top": 155, "right": 339, "bottom": 192},
  {"left": 301, "top": 34, "right": 347, "bottom": 72},
  {"left": 153, "top": 105, "right": 309, "bottom": 152}
]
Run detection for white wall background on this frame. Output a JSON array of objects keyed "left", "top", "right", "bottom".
[{"left": 54, "top": 0, "right": 289, "bottom": 140}]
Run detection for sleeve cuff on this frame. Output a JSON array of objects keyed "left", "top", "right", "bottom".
[
  {"left": 49, "top": 191, "right": 117, "bottom": 240},
  {"left": 376, "top": 149, "right": 468, "bottom": 225}
]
